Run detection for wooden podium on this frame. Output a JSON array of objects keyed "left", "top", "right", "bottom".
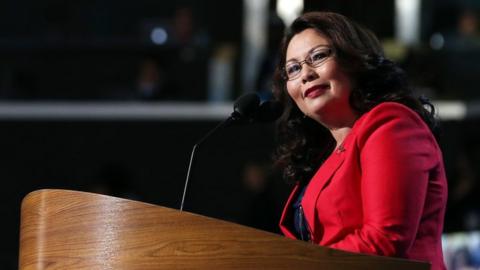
[{"left": 18, "top": 189, "right": 430, "bottom": 269}]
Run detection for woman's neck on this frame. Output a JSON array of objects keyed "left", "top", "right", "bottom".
[
  {"left": 329, "top": 126, "right": 354, "bottom": 148},
  {"left": 317, "top": 111, "right": 358, "bottom": 147},
  {"left": 315, "top": 111, "right": 358, "bottom": 148}
]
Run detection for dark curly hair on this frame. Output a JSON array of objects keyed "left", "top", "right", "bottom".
[{"left": 273, "top": 12, "right": 438, "bottom": 185}]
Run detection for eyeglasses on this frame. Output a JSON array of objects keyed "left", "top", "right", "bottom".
[{"left": 283, "top": 45, "right": 334, "bottom": 81}]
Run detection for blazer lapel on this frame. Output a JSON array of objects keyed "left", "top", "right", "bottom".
[
  {"left": 279, "top": 183, "right": 300, "bottom": 239},
  {"left": 302, "top": 148, "right": 346, "bottom": 240}
]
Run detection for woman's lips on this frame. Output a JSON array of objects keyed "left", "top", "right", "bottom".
[{"left": 304, "top": 84, "right": 330, "bottom": 99}]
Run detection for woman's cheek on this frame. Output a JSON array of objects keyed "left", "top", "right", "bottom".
[{"left": 286, "top": 82, "right": 300, "bottom": 100}]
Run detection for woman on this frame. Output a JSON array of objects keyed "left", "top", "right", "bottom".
[{"left": 273, "top": 12, "right": 447, "bottom": 270}]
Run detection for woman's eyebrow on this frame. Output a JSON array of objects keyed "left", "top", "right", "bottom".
[
  {"left": 286, "top": 44, "right": 330, "bottom": 63},
  {"left": 285, "top": 58, "right": 297, "bottom": 64}
]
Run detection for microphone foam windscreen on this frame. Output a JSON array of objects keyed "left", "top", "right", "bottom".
[{"left": 233, "top": 93, "right": 261, "bottom": 119}]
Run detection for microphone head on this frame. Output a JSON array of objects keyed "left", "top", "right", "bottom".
[
  {"left": 231, "top": 93, "right": 261, "bottom": 122},
  {"left": 255, "top": 100, "right": 284, "bottom": 122}
]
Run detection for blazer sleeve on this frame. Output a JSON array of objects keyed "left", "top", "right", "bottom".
[{"left": 329, "top": 102, "right": 440, "bottom": 256}]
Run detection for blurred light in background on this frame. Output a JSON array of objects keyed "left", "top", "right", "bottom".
[
  {"left": 208, "top": 44, "right": 236, "bottom": 102},
  {"left": 430, "top": 32, "right": 445, "bottom": 50},
  {"left": 433, "top": 101, "right": 467, "bottom": 121},
  {"left": 276, "top": 0, "right": 304, "bottom": 27},
  {"left": 443, "top": 231, "right": 480, "bottom": 269},
  {"left": 150, "top": 27, "right": 168, "bottom": 45},
  {"left": 395, "top": 0, "right": 421, "bottom": 45},
  {"left": 242, "top": 0, "right": 269, "bottom": 93}
]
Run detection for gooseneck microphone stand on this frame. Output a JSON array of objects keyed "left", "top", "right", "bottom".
[
  {"left": 179, "top": 93, "right": 260, "bottom": 211},
  {"left": 180, "top": 118, "right": 233, "bottom": 211}
]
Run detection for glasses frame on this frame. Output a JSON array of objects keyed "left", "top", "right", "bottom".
[{"left": 283, "top": 45, "right": 334, "bottom": 81}]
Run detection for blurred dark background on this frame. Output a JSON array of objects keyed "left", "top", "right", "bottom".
[{"left": 1, "top": 0, "right": 480, "bottom": 269}]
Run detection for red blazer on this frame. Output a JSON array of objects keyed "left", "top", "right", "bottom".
[{"left": 279, "top": 102, "right": 447, "bottom": 270}]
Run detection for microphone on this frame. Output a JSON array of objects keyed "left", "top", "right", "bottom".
[
  {"left": 227, "top": 92, "right": 261, "bottom": 124},
  {"left": 180, "top": 93, "right": 262, "bottom": 211},
  {"left": 228, "top": 94, "right": 284, "bottom": 124}
]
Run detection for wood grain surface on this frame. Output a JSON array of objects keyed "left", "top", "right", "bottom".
[{"left": 18, "top": 189, "right": 430, "bottom": 269}]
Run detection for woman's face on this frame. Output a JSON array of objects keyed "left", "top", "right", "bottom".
[{"left": 285, "top": 28, "right": 354, "bottom": 125}]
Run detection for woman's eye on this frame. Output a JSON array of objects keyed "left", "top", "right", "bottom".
[
  {"left": 286, "top": 64, "right": 301, "bottom": 75},
  {"left": 310, "top": 51, "right": 328, "bottom": 62}
]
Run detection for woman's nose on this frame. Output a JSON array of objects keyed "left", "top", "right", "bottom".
[{"left": 301, "top": 65, "right": 319, "bottom": 84}]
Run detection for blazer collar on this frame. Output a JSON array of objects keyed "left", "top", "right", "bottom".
[
  {"left": 301, "top": 123, "right": 361, "bottom": 240},
  {"left": 302, "top": 148, "right": 346, "bottom": 239},
  {"left": 279, "top": 119, "right": 362, "bottom": 240},
  {"left": 304, "top": 117, "right": 362, "bottom": 206}
]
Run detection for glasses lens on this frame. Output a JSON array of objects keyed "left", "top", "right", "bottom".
[
  {"left": 309, "top": 48, "right": 331, "bottom": 67},
  {"left": 283, "top": 46, "right": 332, "bottom": 81},
  {"left": 285, "top": 63, "right": 301, "bottom": 80}
]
